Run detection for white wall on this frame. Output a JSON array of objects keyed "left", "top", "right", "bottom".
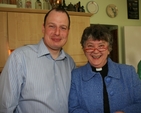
[{"left": 124, "top": 26, "right": 141, "bottom": 71}]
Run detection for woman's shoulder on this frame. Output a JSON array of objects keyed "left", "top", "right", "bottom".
[
  {"left": 72, "top": 63, "right": 89, "bottom": 72},
  {"left": 108, "top": 58, "right": 135, "bottom": 71}
]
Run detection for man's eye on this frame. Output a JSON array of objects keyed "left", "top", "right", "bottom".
[
  {"left": 49, "top": 25, "right": 55, "bottom": 28},
  {"left": 60, "top": 26, "right": 67, "bottom": 30}
]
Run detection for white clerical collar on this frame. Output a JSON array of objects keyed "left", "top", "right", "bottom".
[{"left": 96, "top": 68, "right": 102, "bottom": 71}]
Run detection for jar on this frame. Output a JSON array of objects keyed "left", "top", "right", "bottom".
[
  {"left": 35, "top": 0, "right": 42, "bottom": 9},
  {"left": 43, "top": 0, "right": 51, "bottom": 10},
  {"left": 25, "top": 0, "right": 32, "bottom": 8},
  {"left": 17, "top": 0, "right": 23, "bottom": 8}
]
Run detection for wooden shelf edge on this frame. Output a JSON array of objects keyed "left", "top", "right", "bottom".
[{"left": 0, "top": 7, "right": 93, "bottom": 17}]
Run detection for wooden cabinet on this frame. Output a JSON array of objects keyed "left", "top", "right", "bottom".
[
  {"left": 8, "top": 12, "right": 45, "bottom": 49},
  {"left": 63, "top": 16, "right": 90, "bottom": 66},
  {"left": 0, "top": 12, "right": 9, "bottom": 72},
  {"left": 0, "top": 8, "right": 92, "bottom": 70}
]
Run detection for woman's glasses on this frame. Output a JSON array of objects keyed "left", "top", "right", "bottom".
[{"left": 84, "top": 47, "right": 107, "bottom": 53}]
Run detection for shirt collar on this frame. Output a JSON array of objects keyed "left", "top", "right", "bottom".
[
  {"left": 37, "top": 38, "right": 67, "bottom": 60},
  {"left": 37, "top": 38, "right": 49, "bottom": 57},
  {"left": 82, "top": 58, "right": 120, "bottom": 81}
]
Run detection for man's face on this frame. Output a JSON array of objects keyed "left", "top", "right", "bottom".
[{"left": 42, "top": 10, "right": 70, "bottom": 52}]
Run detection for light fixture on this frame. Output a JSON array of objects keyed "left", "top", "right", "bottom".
[{"left": 50, "top": 0, "right": 62, "bottom": 8}]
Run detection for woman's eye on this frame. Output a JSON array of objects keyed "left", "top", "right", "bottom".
[
  {"left": 87, "top": 45, "right": 93, "bottom": 48},
  {"left": 99, "top": 45, "right": 105, "bottom": 48}
]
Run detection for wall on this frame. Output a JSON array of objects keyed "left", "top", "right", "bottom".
[
  {"left": 65, "top": 0, "right": 141, "bottom": 64},
  {"left": 124, "top": 26, "right": 141, "bottom": 71},
  {"left": 2, "top": 0, "right": 140, "bottom": 64}
]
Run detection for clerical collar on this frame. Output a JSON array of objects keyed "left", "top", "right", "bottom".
[
  {"left": 91, "top": 62, "right": 108, "bottom": 72},
  {"left": 91, "top": 62, "right": 108, "bottom": 78},
  {"left": 96, "top": 68, "right": 102, "bottom": 71}
]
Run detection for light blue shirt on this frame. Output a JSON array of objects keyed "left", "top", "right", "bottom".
[{"left": 0, "top": 38, "right": 75, "bottom": 113}]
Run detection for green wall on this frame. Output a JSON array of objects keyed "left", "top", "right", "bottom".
[{"left": 65, "top": 0, "right": 141, "bottom": 63}]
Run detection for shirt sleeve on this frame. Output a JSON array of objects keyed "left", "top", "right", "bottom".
[{"left": 0, "top": 50, "right": 25, "bottom": 113}]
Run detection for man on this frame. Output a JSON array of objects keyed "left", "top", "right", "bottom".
[{"left": 0, "top": 7, "right": 75, "bottom": 113}]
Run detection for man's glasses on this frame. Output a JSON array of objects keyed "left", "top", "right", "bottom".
[{"left": 84, "top": 47, "right": 107, "bottom": 53}]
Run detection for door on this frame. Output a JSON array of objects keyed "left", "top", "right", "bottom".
[{"left": 110, "top": 29, "right": 119, "bottom": 63}]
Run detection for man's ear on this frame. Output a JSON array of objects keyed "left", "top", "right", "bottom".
[{"left": 42, "top": 24, "right": 45, "bottom": 33}]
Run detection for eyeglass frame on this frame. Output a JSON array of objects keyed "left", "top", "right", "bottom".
[{"left": 83, "top": 46, "right": 108, "bottom": 53}]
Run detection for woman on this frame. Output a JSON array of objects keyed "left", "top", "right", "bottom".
[{"left": 69, "top": 24, "right": 141, "bottom": 113}]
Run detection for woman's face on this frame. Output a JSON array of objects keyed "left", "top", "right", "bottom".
[{"left": 83, "top": 38, "right": 110, "bottom": 68}]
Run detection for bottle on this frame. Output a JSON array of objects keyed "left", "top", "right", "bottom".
[
  {"left": 25, "top": 0, "right": 32, "bottom": 8},
  {"left": 43, "top": 0, "right": 51, "bottom": 10},
  {"left": 78, "top": 1, "right": 81, "bottom": 12},
  {"left": 137, "top": 60, "right": 141, "bottom": 79},
  {"left": 35, "top": 0, "right": 42, "bottom": 9},
  {"left": 62, "top": 0, "right": 67, "bottom": 10},
  {"left": 17, "top": 0, "right": 23, "bottom": 8}
]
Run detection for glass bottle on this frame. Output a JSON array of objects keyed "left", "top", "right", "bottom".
[
  {"left": 25, "top": 0, "right": 32, "bottom": 8},
  {"left": 43, "top": 0, "right": 51, "bottom": 10},
  {"left": 35, "top": 0, "right": 42, "bottom": 9},
  {"left": 17, "top": 0, "right": 23, "bottom": 8}
]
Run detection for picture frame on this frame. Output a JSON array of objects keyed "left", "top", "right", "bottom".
[{"left": 127, "top": 0, "right": 139, "bottom": 19}]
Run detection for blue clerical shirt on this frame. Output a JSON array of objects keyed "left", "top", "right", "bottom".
[{"left": 0, "top": 38, "right": 75, "bottom": 113}]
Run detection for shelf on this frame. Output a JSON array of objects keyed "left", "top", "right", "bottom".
[{"left": 0, "top": 7, "right": 93, "bottom": 17}]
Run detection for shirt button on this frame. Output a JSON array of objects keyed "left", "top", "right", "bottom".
[
  {"left": 110, "top": 91, "right": 114, "bottom": 96},
  {"left": 105, "top": 77, "right": 111, "bottom": 83}
]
